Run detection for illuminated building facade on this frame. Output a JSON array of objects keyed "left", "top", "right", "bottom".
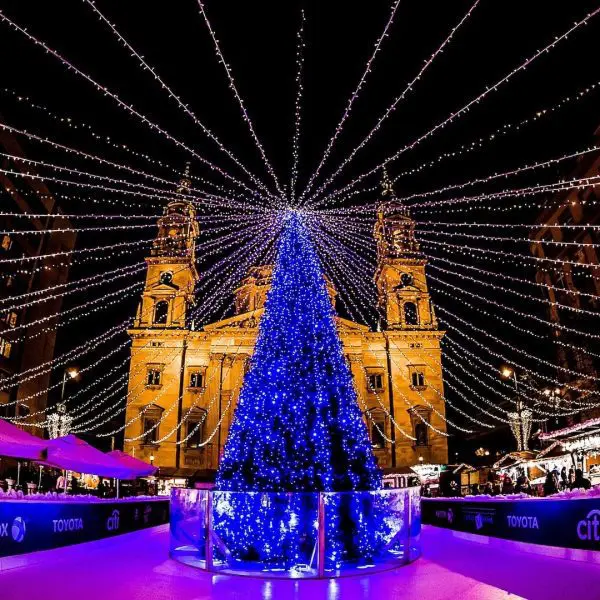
[{"left": 124, "top": 173, "right": 448, "bottom": 475}]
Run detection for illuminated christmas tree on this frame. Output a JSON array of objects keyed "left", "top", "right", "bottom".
[{"left": 216, "top": 212, "right": 381, "bottom": 493}]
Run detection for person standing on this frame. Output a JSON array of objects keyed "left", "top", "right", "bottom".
[
  {"left": 560, "top": 467, "right": 568, "bottom": 491},
  {"left": 543, "top": 471, "right": 559, "bottom": 496},
  {"left": 570, "top": 469, "right": 591, "bottom": 491},
  {"left": 501, "top": 475, "right": 515, "bottom": 495},
  {"left": 56, "top": 472, "right": 67, "bottom": 493}
]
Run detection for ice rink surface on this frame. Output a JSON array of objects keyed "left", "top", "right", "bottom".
[{"left": 2, "top": 524, "right": 600, "bottom": 600}]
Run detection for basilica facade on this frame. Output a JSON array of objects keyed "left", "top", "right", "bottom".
[{"left": 123, "top": 174, "right": 448, "bottom": 476}]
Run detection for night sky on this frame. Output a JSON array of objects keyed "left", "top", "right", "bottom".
[{"left": 1, "top": 0, "right": 599, "bottom": 455}]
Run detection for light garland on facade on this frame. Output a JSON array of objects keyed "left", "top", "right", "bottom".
[
  {"left": 312, "top": 223, "right": 502, "bottom": 430},
  {"left": 81, "top": 219, "right": 282, "bottom": 436}
]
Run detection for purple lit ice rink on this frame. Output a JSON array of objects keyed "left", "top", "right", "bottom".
[{"left": 2, "top": 524, "right": 600, "bottom": 599}]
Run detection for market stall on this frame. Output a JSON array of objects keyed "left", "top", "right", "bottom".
[
  {"left": 0, "top": 419, "right": 47, "bottom": 461},
  {"left": 107, "top": 450, "right": 158, "bottom": 478},
  {"left": 0, "top": 423, "right": 169, "bottom": 558},
  {"left": 539, "top": 417, "right": 600, "bottom": 485},
  {"left": 43, "top": 435, "right": 136, "bottom": 480}
]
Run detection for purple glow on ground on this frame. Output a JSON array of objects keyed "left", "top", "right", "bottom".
[{"left": 2, "top": 525, "right": 600, "bottom": 599}]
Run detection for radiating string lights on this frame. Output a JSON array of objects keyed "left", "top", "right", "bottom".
[{"left": 1, "top": 1, "right": 599, "bottom": 448}]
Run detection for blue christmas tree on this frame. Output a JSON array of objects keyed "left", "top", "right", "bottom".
[{"left": 216, "top": 212, "right": 381, "bottom": 492}]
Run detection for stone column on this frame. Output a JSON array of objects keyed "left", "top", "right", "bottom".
[{"left": 207, "top": 352, "right": 224, "bottom": 470}]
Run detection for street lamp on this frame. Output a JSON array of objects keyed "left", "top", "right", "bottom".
[
  {"left": 61, "top": 366, "right": 79, "bottom": 402},
  {"left": 500, "top": 366, "right": 532, "bottom": 452},
  {"left": 48, "top": 367, "right": 79, "bottom": 439},
  {"left": 149, "top": 453, "right": 155, "bottom": 466}
]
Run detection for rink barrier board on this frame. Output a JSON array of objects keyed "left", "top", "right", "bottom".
[
  {"left": 0, "top": 498, "right": 169, "bottom": 557},
  {"left": 422, "top": 497, "right": 600, "bottom": 551}
]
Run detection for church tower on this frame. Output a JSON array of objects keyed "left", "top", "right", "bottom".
[
  {"left": 374, "top": 169, "right": 438, "bottom": 332},
  {"left": 134, "top": 164, "right": 199, "bottom": 330},
  {"left": 123, "top": 166, "right": 200, "bottom": 469},
  {"left": 367, "top": 169, "right": 448, "bottom": 467}
]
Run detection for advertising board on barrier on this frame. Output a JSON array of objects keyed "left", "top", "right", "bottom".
[
  {"left": 422, "top": 497, "right": 600, "bottom": 551},
  {"left": 0, "top": 499, "right": 169, "bottom": 558}
]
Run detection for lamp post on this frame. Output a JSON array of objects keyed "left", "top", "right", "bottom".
[
  {"left": 501, "top": 366, "right": 531, "bottom": 451},
  {"left": 48, "top": 367, "right": 78, "bottom": 439},
  {"left": 61, "top": 366, "right": 79, "bottom": 403}
]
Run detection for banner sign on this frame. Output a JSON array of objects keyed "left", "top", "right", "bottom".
[
  {"left": 0, "top": 499, "right": 169, "bottom": 558},
  {"left": 422, "top": 497, "right": 600, "bottom": 551}
]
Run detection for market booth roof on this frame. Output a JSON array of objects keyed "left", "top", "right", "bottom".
[
  {"left": 107, "top": 450, "right": 158, "bottom": 478},
  {"left": 44, "top": 435, "right": 136, "bottom": 479},
  {"left": 0, "top": 418, "right": 47, "bottom": 461}
]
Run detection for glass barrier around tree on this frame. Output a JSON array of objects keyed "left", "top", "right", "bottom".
[{"left": 170, "top": 486, "right": 421, "bottom": 578}]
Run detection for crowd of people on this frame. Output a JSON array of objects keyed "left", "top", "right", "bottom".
[
  {"left": 0, "top": 463, "right": 121, "bottom": 497},
  {"left": 464, "top": 466, "right": 592, "bottom": 497}
]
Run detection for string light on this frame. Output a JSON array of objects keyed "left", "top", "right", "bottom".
[
  {"left": 307, "top": 7, "right": 600, "bottom": 206},
  {"left": 439, "top": 307, "right": 600, "bottom": 395},
  {"left": 81, "top": 0, "right": 278, "bottom": 203},
  {"left": 299, "top": 0, "right": 402, "bottom": 202},
  {"left": 290, "top": 8, "right": 305, "bottom": 203},
  {"left": 303, "top": 0, "right": 481, "bottom": 205},
  {"left": 196, "top": 0, "right": 285, "bottom": 201},
  {"left": 397, "top": 143, "right": 600, "bottom": 204},
  {"left": 0, "top": 9, "right": 272, "bottom": 202}
]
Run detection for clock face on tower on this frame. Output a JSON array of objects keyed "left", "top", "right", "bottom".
[
  {"left": 159, "top": 271, "right": 173, "bottom": 285},
  {"left": 399, "top": 273, "right": 414, "bottom": 287}
]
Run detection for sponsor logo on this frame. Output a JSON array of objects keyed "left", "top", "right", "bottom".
[
  {"left": 52, "top": 518, "right": 84, "bottom": 533},
  {"left": 464, "top": 511, "right": 493, "bottom": 530},
  {"left": 134, "top": 508, "right": 140, "bottom": 522},
  {"left": 435, "top": 509, "right": 454, "bottom": 524},
  {"left": 0, "top": 522, "right": 8, "bottom": 537},
  {"left": 143, "top": 505, "right": 152, "bottom": 524},
  {"left": 577, "top": 510, "right": 600, "bottom": 542},
  {"left": 506, "top": 515, "right": 539, "bottom": 530},
  {"left": 106, "top": 510, "right": 120, "bottom": 532},
  {"left": 11, "top": 517, "right": 26, "bottom": 542}
]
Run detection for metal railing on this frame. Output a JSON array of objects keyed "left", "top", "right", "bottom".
[{"left": 170, "top": 486, "right": 421, "bottom": 578}]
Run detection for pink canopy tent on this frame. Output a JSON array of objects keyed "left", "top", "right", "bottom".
[
  {"left": 108, "top": 450, "right": 158, "bottom": 478},
  {"left": 0, "top": 418, "right": 47, "bottom": 460},
  {"left": 44, "top": 435, "right": 136, "bottom": 479}
]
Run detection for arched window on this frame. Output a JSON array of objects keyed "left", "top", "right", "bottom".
[
  {"left": 404, "top": 301, "right": 418, "bottom": 326},
  {"left": 415, "top": 422, "right": 428, "bottom": 447},
  {"left": 142, "top": 404, "right": 164, "bottom": 444},
  {"left": 186, "top": 407, "right": 207, "bottom": 448},
  {"left": 154, "top": 300, "right": 169, "bottom": 325},
  {"left": 371, "top": 420, "right": 386, "bottom": 449}
]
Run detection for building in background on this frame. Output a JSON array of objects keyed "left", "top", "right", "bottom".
[
  {"left": 0, "top": 129, "right": 76, "bottom": 432},
  {"left": 123, "top": 173, "right": 448, "bottom": 477},
  {"left": 530, "top": 123, "right": 600, "bottom": 425}
]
